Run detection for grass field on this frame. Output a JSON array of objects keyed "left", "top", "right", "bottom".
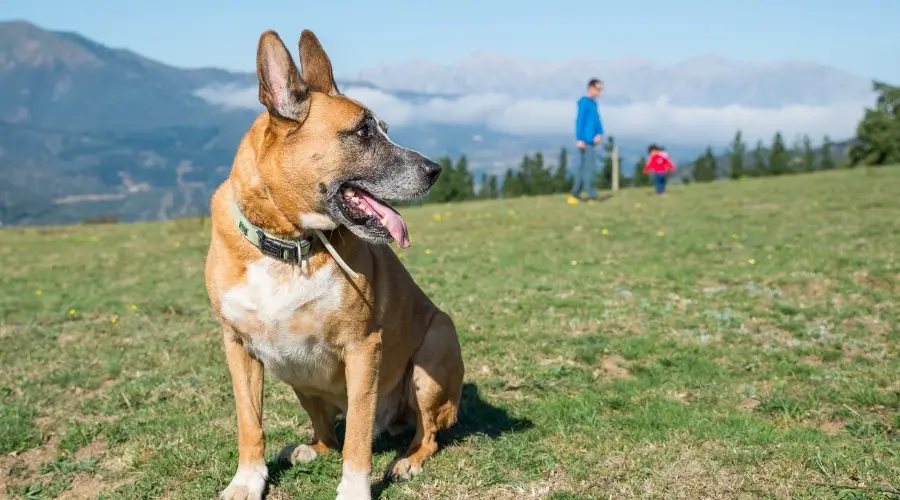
[{"left": 1, "top": 167, "right": 899, "bottom": 500}]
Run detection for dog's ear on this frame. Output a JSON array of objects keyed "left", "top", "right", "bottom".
[
  {"left": 298, "top": 30, "right": 339, "bottom": 96},
  {"left": 256, "top": 30, "right": 309, "bottom": 122}
]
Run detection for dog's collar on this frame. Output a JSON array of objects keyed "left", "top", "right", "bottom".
[{"left": 232, "top": 202, "right": 313, "bottom": 263}]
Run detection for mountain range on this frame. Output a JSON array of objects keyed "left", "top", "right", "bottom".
[{"left": 0, "top": 20, "right": 873, "bottom": 226}]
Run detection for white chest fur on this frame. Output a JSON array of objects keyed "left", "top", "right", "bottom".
[{"left": 219, "top": 258, "right": 345, "bottom": 391}]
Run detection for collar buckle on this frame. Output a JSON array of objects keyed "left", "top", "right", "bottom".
[{"left": 256, "top": 230, "right": 311, "bottom": 262}]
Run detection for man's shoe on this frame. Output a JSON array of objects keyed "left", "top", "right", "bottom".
[{"left": 566, "top": 194, "right": 581, "bottom": 205}]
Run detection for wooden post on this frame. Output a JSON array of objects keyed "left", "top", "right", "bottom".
[{"left": 611, "top": 144, "right": 620, "bottom": 192}]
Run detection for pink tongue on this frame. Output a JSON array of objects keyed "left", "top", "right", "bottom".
[{"left": 357, "top": 192, "right": 410, "bottom": 248}]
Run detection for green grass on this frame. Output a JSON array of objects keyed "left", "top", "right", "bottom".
[{"left": 1, "top": 167, "right": 899, "bottom": 499}]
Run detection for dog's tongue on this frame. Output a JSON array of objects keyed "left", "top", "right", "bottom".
[{"left": 356, "top": 192, "right": 410, "bottom": 248}]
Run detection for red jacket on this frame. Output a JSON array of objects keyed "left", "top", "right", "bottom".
[{"left": 643, "top": 151, "right": 677, "bottom": 174}]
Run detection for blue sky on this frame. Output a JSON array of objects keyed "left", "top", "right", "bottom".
[{"left": 3, "top": 0, "right": 898, "bottom": 81}]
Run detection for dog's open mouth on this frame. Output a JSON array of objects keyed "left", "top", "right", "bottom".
[{"left": 339, "top": 186, "right": 410, "bottom": 248}]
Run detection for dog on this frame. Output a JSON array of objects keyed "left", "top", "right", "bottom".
[{"left": 204, "top": 29, "right": 464, "bottom": 500}]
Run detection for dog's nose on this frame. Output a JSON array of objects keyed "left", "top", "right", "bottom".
[{"left": 420, "top": 160, "right": 441, "bottom": 183}]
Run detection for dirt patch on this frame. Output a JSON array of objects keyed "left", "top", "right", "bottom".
[
  {"left": 818, "top": 420, "right": 846, "bottom": 435},
  {"left": 737, "top": 398, "right": 760, "bottom": 411},
  {"left": 799, "top": 356, "right": 822, "bottom": 367},
  {"left": 74, "top": 437, "right": 107, "bottom": 461},
  {"left": 0, "top": 434, "right": 59, "bottom": 494},
  {"left": 56, "top": 473, "right": 106, "bottom": 500},
  {"left": 595, "top": 355, "right": 634, "bottom": 380}
]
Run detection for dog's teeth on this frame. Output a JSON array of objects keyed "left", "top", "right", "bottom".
[
  {"left": 345, "top": 189, "right": 355, "bottom": 196},
  {"left": 380, "top": 216, "right": 388, "bottom": 226}
]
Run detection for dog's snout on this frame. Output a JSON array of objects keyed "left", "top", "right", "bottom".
[{"left": 420, "top": 160, "right": 441, "bottom": 183}]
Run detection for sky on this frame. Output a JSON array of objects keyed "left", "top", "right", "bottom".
[
  {"left": 3, "top": 0, "right": 898, "bottom": 145},
  {"left": 4, "top": 0, "right": 898, "bottom": 81}
]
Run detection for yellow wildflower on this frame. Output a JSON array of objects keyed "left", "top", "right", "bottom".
[
  {"left": 35, "top": 290, "right": 43, "bottom": 296},
  {"left": 431, "top": 213, "right": 442, "bottom": 221},
  {"left": 173, "top": 241, "right": 181, "bottom": 248},
  {"left": 730, "top": 233, "right": 739, "bottom": 240},
  {"left": 601, "top": 228, "right": 609, "bottom": 236},
  {"left": 68, "top": 308, "right": 77, "bottom": 316},
  {"left": 571, "top": 260, "right": 578, "bottom": 266},
  {"left": 110, "top": 316, "right": 118, "bottom": 324},
  {"left": 129, "top": 304, "right": 138, "bottom": 311},
  {"left": 425, "top": 249, "right": 432, "bottom": 255},
  {"left": 657, "top": 231, "right": 665, "bottom": 237},
  {"left": 748, "top": 259, "right": 756, "bottom": 265}
]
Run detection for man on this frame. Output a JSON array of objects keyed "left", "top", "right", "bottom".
[
  {"left": 643, "top": 143, "right": 677, "bottom": 195},
  {"left": 568, "top": 78, "right": 605, "bottom": 204}
]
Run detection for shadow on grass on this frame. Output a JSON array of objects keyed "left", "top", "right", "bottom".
[{"left": 265, "top": 383, "right": 533, "bottom": 498}]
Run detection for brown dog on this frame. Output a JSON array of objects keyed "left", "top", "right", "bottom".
[{"left": 204, "top": 29, "right": 464, "bottom": 500}]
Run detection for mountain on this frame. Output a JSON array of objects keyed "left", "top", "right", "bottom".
[
  {"left": 0, "top": 20, "right": 867, "bottom": 226},
  {"left": 355, "top": 52, "right": 873, "bottom": 108}
]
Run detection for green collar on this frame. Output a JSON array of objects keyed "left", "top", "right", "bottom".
[{"left": 232, "top": 202, "right": 313, "bottom": 263}]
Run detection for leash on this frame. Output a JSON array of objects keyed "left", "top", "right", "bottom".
[{"left": 313, "top": 229, "right": 359, "bottom": 280}]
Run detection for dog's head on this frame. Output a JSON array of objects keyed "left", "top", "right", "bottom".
[{"left": 250, "top": 30, "right": 440, "bottom": 248}]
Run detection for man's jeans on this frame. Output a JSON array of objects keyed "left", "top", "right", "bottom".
[{"left": 571, "top": 145, "right": 598, "bottom": 199}]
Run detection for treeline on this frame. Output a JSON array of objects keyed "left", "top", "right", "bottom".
[
  {"left": 687, "top": 80, "right": 899, "bottom": 183},
  {"left": 419, "top": 137, "right": 646, "bottom": 204},
  {"left": 413, "top": 79, "right": 900, "bottom": 204},
  {"left": 684, "top": 132, "right": 840, "bottom": 184}
]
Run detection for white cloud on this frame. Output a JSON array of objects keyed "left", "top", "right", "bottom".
[{"left": 196, "top": 84, "right": 866, "bottom": 145}]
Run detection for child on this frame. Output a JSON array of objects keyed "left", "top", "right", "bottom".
[{"left": 643, "top": 144, "right": 677, "bottom": 195}]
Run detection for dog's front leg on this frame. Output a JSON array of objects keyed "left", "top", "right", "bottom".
[
  {"left": 219, "top": 328, "right": 268, "bottom": 500},
  {"left": 336, "top": 332, "right": 382, "bottom": 500}
]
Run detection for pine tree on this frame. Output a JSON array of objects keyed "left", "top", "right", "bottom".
[
  {"left": 501, "top": 168, "right": 521, "bottom": 198},
  {"left": 769, "top": 132, "right": 789, "bottom": 175},
  {"left": 598, "top": 136, "right": 616, "bottom": 190},
  {"left": 552, "top": 148, "right": 570, "bottom": 193},
  {"left": 691, "top": 147, "right": 717, "bottom": 183},
  {"left": 801, "top": 135, "right": 816, "bottom": 172},
  {"left": 750, "top": 140, "right": 767, "bottom": 176},
  {"left": 729, "top": 130, "right": 747, "bottom": 179},
  {"left": 480, "top": 174, "right": 499, "bottom": 198},
  {"left": 426, "top": 156, "right": 456, "bottom": 202},
  {"left": 820, "top": 135, "right": 836, "bottom": 170},
  {"left": 632, "top": 156, "right": 650, "bottom": 187},
  {"left": 454, "top": 155, "right": 475, "bottom": 201}
]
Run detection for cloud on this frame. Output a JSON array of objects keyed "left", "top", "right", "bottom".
[{"left": 196, "top": 84, "right": 866, "bottom": 145}]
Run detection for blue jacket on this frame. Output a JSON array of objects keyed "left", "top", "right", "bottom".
[{"left": 575, "top": 96, "right": 604, "bottom": 143}]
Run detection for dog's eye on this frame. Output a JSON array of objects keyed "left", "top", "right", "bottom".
[{"left": 356, "top": 124, "right": 371, "bottom": 139}]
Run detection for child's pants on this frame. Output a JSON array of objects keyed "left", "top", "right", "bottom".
[{"left": 653, "top": 173, "right": 667, "bottom": 194}]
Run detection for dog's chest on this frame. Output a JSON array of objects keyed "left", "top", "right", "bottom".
[{"left": 219, "top": 259, "right": 345, "bottom": 391}]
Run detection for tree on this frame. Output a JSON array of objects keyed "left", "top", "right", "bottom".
[
  {"left": 453, "top": 155, "right": 475, "bottom": 201},
  {"left": 426, "top": 156, "right": 456, "bottom": 202},
  {"left": 800, "top": 135, "right": 816, "bottom": 172},
  {"left": 501, "top": 168, "right": 522, "bottom": 198},
  {"left": 769, "top": 132, "right": 789, "bottom": 175},
  {"left": 691, "top": 147, "right": 718, "bottom": 182},
  {"left": 632, "top": 156, "right": 650, "bottom": 187},
  {"left": 480, "top": 174, "right": 499, "bottom": 198},
  {"left": 820, "top": 135, "right": 836, "bottom": 170},
  {"left": 750, "top": 140, "right": 767, "bottom": 177},
  {"left": 552, "top": 148, "right": 571, "bottom": 193},
  {"left": 849, "top": 81, "right": 900, "bottom": 166},
  {"left": 729, "top": 130, "right": 747, "bottom": 179},
  {"left": 597, "top": 136, "right": 616, "bottom": 190}
]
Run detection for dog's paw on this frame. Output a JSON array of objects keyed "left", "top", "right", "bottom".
[
  {"left": 336, "top": 464, "right": 371, "bottom": 500},
  {"left": 384, "top": 457, "right": 423, "bottom": 482},
  {"left": 276, "top": 444, "right": 318, "bottom": 465},
  {"left": 219, "top": 463, "right": 267, "bottom": 500}
]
